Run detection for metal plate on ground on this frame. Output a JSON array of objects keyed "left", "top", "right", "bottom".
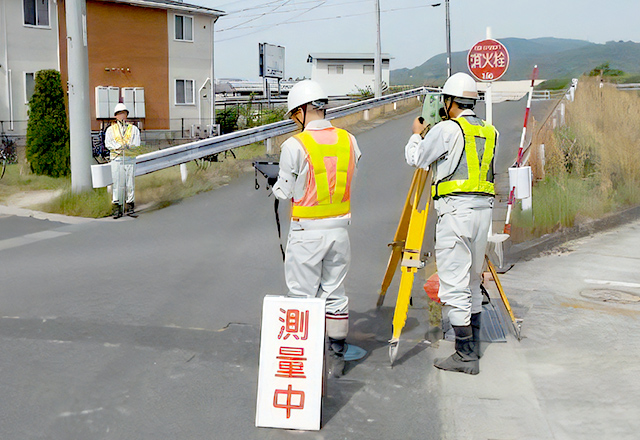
[
  {"left": 441, "top": 301, "right": 507, "bottom": 343},
  {"left": 480, "top": 301, "right": 507, "bottom": 342}
]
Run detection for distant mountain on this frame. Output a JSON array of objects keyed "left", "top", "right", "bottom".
[{"left": 391, "top": 37, "right": 640, "bottom": 86}]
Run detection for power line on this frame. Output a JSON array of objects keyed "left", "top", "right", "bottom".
[
  {"left": 224, "top": 0, "right": 327, "bottom": 15},
  {"left": 216, "top": 2, "right": 442, "bottom": 34},
  {"left": 221, "top": 0, "right": 293, "bottom": 32},
  {"left": 216, "top": 0, "right": 327, "bottom": 41}
]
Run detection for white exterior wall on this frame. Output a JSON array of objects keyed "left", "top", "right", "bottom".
[
  {"left": 167, "top": 13, "right": 214, "bottom": 132},
  {"left": 311, "top": 59, "right": 390, "bottom": 96},
  {"left": 0, "top": 0, "right": 59, "bottom": 134}
]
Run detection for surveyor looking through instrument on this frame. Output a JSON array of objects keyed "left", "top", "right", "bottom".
[
  {"left": 105, "top": 103, "right": 140, "bottom": 219},
  {"left": 272, "top": 80, "right": 362, "bottom": 377},
  {"left": 405, "top": 72, "right": 499, "bottom": 375}
]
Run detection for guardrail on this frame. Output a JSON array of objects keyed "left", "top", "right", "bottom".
[
  {"left": 616, "top": 83, "right": 640, "bottom": 91},
  {"left": 133, "top": 87, "right": 435, "bottom": 177},
  {"left": 531, "top": 90, "right": 567, "bottom": 101}
]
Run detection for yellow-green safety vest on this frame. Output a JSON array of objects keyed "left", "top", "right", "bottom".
[
  {"left": 431, "top": 116, "right": 496, "bottom": 199},
  {"left": 111, "top": 122, "right": 135, "bottom": 146}
]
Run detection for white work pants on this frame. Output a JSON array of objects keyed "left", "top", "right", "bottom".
[
  {"left": 284, "top": 227, "right": 350, "bottom": 338},
  {"left": 111, "top": 157, "right": 135, "bottom": 204},
  {"left": 435, "top": 207, "right": 491, "bottom": 326}
]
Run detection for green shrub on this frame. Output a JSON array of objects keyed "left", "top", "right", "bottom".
[
  {"left": 260, "top": 106, "right": 286, "bottom": 125},
  {"left": 217, "top": 106, "right": 239, "bottom": 134},
  {"left": 26, "top": 70, "right": 70, "bottom": 177},
  {"left": 536, "top": 77, "right": 571, "bottom": 90}
]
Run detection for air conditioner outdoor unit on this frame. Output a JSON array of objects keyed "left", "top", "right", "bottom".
[
  {"left": 207, "top": 124, "right": 221, "bottom": 137},
  {"left": 190, "top": 125, "right": 201, "bottom": 138}
]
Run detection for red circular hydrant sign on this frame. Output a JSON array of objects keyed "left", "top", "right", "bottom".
[{"left": 467, "top": 39, "right": 509, "bottom": 82}]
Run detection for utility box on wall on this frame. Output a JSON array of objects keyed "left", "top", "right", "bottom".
[
  {"left": 122, "top": 87, "right": 146, "bottom": 119},
  {"left": 95, "top": 86, "right": 120, "bottom": 118},
  {"left": 134, "top": 88, "right": 145, "bottom": 118}
]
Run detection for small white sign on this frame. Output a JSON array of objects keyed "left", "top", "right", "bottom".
[
  {"left": 255, "top": 296, "right": 325, "bottom": 431},
  {"left": 508, "top": 166, "right": 532, "bottom": 199}
]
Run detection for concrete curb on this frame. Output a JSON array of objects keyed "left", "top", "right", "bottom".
[
  {"left": 0, "top": 204, "right": 96, "bottom": 224},
  {"left": 507, "top": 204, "right": 640, "bottom": 263}
]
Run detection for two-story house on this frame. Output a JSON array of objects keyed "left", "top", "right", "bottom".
[
  {"left": 1, "top": 0, "right": 61, "bottom": 134},
  {"left": 1, "top": 0, "right": 224, "bottom": 139}
]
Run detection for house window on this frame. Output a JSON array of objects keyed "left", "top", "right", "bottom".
[
  {"left": 25, "top": 72, "right": 36, "bottom": 103},
  {"left": 23, "top": 0, "right": 49, "bottom": 27},
  {"left": 328, "top": 64, "right": 344, "bottom": 75},
  {"left": 363, "top": 65, "right": 374, "bottom": 74},
  {"left": 175, "top": 15, "right": 193, "bottom": 41},
  {"left": 176, "top": 79, "right": 195, "bottom": 105}
]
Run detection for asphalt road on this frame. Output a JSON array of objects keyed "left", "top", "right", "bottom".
[{"left": 0, "top": 97, "right": 585, "bottom": 440}]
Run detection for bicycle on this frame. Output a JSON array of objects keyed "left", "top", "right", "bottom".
[{"left": 0, "top": 122, "right": 18, "bottom": 179}]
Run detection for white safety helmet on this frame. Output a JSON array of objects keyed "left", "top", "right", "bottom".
[
  {"left": 285, "top": 80, "right": 328, "bottom": 118},
  {"left": 114, "top": 103, "right": 129, "bottom": 116},
  {"left": 441, "top": 72, "right": 479, "bottom": 104}
]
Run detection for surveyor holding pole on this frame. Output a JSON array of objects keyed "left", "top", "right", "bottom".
[
  {"left": 105, "top": 103, "right": 140, "bottom": 219},
  {"left": 272, "top": 80, "right": 361, "bottom": 377},
  {"left": 405, "top": 72, "right": 498, "bottom": 375}
]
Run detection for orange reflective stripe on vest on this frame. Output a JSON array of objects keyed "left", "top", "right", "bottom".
[{"left": 291, "top": 128, "right": 354, "bottom": 219}]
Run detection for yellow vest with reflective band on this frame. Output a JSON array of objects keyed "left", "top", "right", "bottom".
[
  {"left": 291, "top": 129, "right": 353, "bottom": 219},
  {"left": 431, "top": 116, "right": 496, "bottom": 199},
  {"left": 111, "top": 122, "right": 135, "bottom": 146}
]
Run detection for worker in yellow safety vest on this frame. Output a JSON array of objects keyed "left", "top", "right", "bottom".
[
  {"left": 406, "top": 72, "right": 498, "bottom": 375},
  {"left": 105, "top": 103, "right": 140, "bottom": 218},
  {"left": 272, "top": 80, "right": 361, "bottom": 378}
]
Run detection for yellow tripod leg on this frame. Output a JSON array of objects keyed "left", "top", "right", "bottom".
[
  {"left": 377, "top": 168, "right": 428, "bottom": 308},
  {"left": 389, "top": 170, "right": 431, "bottom": 365},
  {"left": 486, "top": 256, "right": 522, "bottom": 340}
]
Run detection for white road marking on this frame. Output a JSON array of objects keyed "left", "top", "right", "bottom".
[
  {"left": 59, "top": 407, "right": 104, "bottom": 418},
  {"left": 0, "top": 230, "right": 70, "bottom": 251},
  {"left": 585, "top": 279, "right": 640, "bottom": 289}
]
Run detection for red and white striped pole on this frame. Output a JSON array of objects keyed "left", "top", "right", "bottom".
[{"left": 504, "top": 65, "right": 538, "bottom": 234}]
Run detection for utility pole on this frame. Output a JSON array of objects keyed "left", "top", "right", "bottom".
[
  {"left": 445, "top": 0, "right": 451, "bottom": 77},
  {"left": 214, "top": 17, "right": 220, "bottom": 132},
  {"left": 65, "top": 0, "right": 93, "bottom": 192},
  {"left": 374, "top": 0, "right": 382, "bottom": 98}
]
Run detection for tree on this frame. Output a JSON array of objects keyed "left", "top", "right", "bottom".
[
  {"left": 588, "top": 62, "right": 624, "bottom": 78},
  {"left": 26, "top": 69, "right": 70, "bottom": 177}
]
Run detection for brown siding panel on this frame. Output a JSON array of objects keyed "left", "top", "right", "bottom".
[{"left": 59, "top": 1, "right": 170, "bottom": 130}]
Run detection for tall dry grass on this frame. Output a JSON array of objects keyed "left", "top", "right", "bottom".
[
  {"left": 516, "top": 78, "right": 640, "bottom": 234},
  {"left": 568, "top": 78, "right": 640, "bottom": 196}
]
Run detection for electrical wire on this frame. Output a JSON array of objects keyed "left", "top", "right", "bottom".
[
  {"left": 224, "top": 0, "right": 373, "bottom": 16},
  {"left": 217, "top": 2, "right": 442, "bottom": 33},
  {"left": 217, "top": 0, "right": 327, "bottom": 41},
  {"left": 221, "top": 0, "right": 294, "bottom": 32}
]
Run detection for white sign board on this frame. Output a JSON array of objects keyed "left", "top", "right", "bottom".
[
  {"left": 259, "top": 43, "right": 285, "bottom": 79},
  {"left": 255, "top": 296, "right": 325, "bottom": 431},
  {"left": 508, "top": 166, "right": 532, "bottom": 199}
]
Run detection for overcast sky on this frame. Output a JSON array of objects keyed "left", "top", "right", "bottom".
[{"left": 197, "top": 0, "right": 640, "bottom": 80}]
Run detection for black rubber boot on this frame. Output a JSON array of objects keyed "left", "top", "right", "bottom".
[
  {"left": 433, "top": 325, "right": 479, "bottom": 375},
  {"left": 327, "top": 338, "right": 346, "bottom": 378},
  {"left": 112, "top": 203, "right": 123, "bottom": 219},
  {"left": 125, "top": 202, "right": 138, "bottom": 218},
  {"left": 471, "top": 312, "right": 482, "bottom": 359}
]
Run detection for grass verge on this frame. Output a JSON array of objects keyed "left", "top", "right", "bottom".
[{"left": 0, "top": 142, "right": 265, "bottom": 218}]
